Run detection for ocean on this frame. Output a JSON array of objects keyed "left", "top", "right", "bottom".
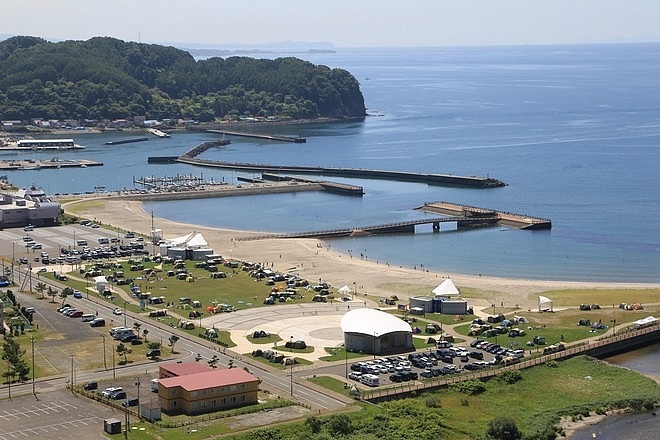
[{"left": 4, "top": 43, "right": 660, "bottom": 282}]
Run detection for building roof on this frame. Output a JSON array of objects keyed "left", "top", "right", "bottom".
[
  {"left": 159, "top": 368, "right": 258, "bottom": 391},
  {"left": 340, "top": 308, "right": 412, "bottom": 336},
  {"left": 166, "top": 231, "right": 208, "bottom": 248},
  {"left": 160, "top": 362, "right": 212, "bottom": 377}
]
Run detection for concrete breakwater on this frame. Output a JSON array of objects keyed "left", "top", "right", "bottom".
[{"left": 176, "top": 156, "right": 506, "bottom": 188}]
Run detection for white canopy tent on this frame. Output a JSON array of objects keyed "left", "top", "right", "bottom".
[
  {"left": 166, "top": 231, "right": 208, "bottom": 248},
  {"left": 432, "top": 278, "right": 460, "bottom": 297},
  {"left": 538, "top": 295, "right": 553, "bottom": 312},
  {"left": 338, "top": 285, "right": 352, "bottom": 294}
]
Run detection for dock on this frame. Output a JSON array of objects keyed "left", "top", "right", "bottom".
[
  {"left": 105, "top": 137, "right": 149, "bottom": 145},
  {"left": 146, "top": 128, "right": 170, "bottom": 138},
  {"left": 207, "top": 129, "right": 306, "bottom": 143},
  {"left": 418, "top": 201, "right": 551, "bottom": 230},
  {"left": 0, "top": 158, "right": 102, "bottom": 170}
]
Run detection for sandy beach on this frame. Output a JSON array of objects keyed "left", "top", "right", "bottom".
[{"left": 64, "top": 198, "right": 660, "bottom": 312}]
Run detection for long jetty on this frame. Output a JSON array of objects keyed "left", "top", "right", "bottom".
[
  {"left": 173, "top": 139, "right": 506, "bottom": 188},
  {"left": 418, "top": 201, "right": 552, "bottom": 230},
  {"left": 237, "top": 216, "right": 499, "bottom": 241},
  {"left": 207, "top": 129, "right": 306, "bottom": 143}
]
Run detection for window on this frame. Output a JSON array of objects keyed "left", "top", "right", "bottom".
[
  {"left": 230, "top": 385, "right": 237, "bottom": 392},
  {"left": 211, "top": 400, "right": 217, "bottom": 407}
]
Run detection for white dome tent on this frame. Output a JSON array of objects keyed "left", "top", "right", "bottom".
[{"left": 341, "top": 309, "right": 413, "bottom": 355}]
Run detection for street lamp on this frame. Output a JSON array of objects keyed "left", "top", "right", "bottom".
[
  {"left": 123, "top": 300, "right": 127, "bottom": 327},
  {"left": 102, "top": 335, "right": 107, "bottom": 370},
  {"left": 31, "top": 336, "right": 35, "bottom": 396}
]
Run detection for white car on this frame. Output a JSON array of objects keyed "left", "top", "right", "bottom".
[{"left": 112, "top": 308, "right": 123, "bottom": 315}]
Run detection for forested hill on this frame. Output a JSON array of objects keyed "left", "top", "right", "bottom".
[{"left": 0, "top": 36, "right": 366, "bottom": 122}]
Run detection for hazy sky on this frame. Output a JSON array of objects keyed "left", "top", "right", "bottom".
[{"left": 3, "top": 0, "right": 660, "bottom": 48}]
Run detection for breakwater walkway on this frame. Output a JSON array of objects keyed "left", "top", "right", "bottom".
[
  {"left": 236, "top": 216, "right": 499, "bottom": 241},
  {"left": 418, "top": 201, "right": 552, "bottom": 230}
]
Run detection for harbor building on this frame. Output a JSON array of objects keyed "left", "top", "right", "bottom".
[
  {"left": 0, "top": 186, "right": 61, "bottom": 228},
  {"left": 408, "top": 278, "right": 469, "bottom": 315}
]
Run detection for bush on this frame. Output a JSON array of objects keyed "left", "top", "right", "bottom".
[
  {"left": 486, "top": 416, "right": 522, "bottom": 440},
  {"left": 450, "top": 379, "right": 486, "bottom": 395},
  {"left": 498, "top": 370, "right": 522, "bottom": 385}
]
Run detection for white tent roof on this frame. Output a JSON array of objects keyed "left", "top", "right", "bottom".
[
  {"left": 167, "top": 231, "right": 208, "bottom": 248},
  {"left": 633, "top": 316, "right": 657, "bottom": 326},
  {"left": 432, "top": 278, "right": 459, "bottom": 297},
  {"left": 94, "top": 275, "right": 108, "bottom": 284},
  {"left": 338, "top": 285, "right": 352, "bottom": 294},
  {"left": 341, "top": 309, "right": 412, "bottom": 336},
  {"left": 538, "top": 296, "right": 553, "bottom": 311}
]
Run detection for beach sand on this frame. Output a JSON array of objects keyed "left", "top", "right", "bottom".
[{"left": 64, "top": 198, "right": 660, "bottom": 313}]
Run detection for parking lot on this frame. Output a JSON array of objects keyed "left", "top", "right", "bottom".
[
  {"left": 0, "top": 390, "right": 119, "bottom": 440},
  {"left": 345, "top": 339, "right": 525, "bottom": 388}
]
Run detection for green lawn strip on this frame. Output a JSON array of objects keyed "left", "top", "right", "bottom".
[
  {"left": 318, "top": 347, "right": 371, "bottom": 362},
  {"left": 246, "top": 334, "right": 283, "bottom": 345},
  {"left": 307, "top": 375, "right": 353, "bottom": 396},
  {"left": 223, "top": 356, "right": 660, "bottom": 440},
  {"left": 248, "top": 355, "right": 312, "bottom": 370}
]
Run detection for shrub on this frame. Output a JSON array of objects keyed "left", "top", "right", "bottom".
[
  {"left": 450, "top": 379, "right": 486, "bottom": 395},
  {"left": 486, "top": 416, "right": 522, "bottom": 440},
  {"left": 498, "top": 370, "right": 522, "bottom": 384}
]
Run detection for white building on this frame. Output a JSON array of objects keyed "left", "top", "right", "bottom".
[{"left": 0, "top": 186, "right": 60, "bottom": 228}]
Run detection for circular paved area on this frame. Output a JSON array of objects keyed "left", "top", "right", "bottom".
[{"left": 200, "top": 301, "right": 373, "bottom": 360}]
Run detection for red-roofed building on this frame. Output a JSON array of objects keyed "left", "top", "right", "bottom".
[
  {"left": 159, "top": 362, "right": 213, "bottom": 378},
  {"left": 157, "top": 363, "right": 259, "bottom": 415}
]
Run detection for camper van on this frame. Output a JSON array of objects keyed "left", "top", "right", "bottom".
[
  {"left": 151, "top": 379, "right": 159, "bottom": 392},
  {"left": 360, "top": 374, "right": 380, "bottom": 387}
]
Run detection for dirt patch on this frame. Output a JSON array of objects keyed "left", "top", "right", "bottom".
[{"left": 223, "top": 405, "right": 311, "bottom": 430}]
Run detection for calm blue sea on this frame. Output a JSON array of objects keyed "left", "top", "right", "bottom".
[{"left": 4, "top": 43, "right": 660, "bottom": 282}]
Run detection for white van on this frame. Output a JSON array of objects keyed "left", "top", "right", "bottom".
[
  {"left": 151, "top": 379, "right": 159, "bottom": 392},
  {"left": 511, "top": 349, "right": 525, "bottom": 359},
  {"left": 81, "top": 314, "right": 96, "bottom": 322},
  {"left": 109, "top": 326, "right": 130, "bottom": 337},
  {"left": 360, "top": 374, "right": 380, "bottom": 387},
  {"left": 113, "top": 329, "right": 135, "bottom": 340},
  {"left": 76, "top": 239, "right": 88, "bottom": 246},
  {"left": 98, "top": 237, "right": 110, "bottom": 244}
]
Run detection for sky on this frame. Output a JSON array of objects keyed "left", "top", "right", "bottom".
[{"left": 2, "top": 0, "right": 660, "bottom": 48}]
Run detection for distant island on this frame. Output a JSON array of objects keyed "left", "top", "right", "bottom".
[{"left": 0, "top": 36, "right": 365, "bottom": 123}]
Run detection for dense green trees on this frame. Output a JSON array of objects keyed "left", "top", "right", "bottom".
[{"left": 0, "top": 36, "right": 366, "bottom": 121}]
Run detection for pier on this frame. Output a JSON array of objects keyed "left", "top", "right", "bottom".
[
  {"left": 0, "top": 158, "right": 102, "bottom": 170},
  {"left": 207, "top": 129, "right": 306, "bottom": 143},
  {"left": 237, "top": 216, "right": 499, "bottom": 241},
  {"left": 146, "top": 128, "right": 170, "bottom": 138},
  {"left": 418, "top": 201, "right": 552, "bottom": 230},
  {"left": 105, "top": 137, "right": 149, "bottom": 145}
]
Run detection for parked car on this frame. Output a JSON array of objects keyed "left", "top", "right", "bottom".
[
  {"left": 122, "top": 398, "right": 139, "bottom": 407},
  {"left": 83, "top": 381, "right": 98, "bottom": 390},
  {"left": 130, "top": 339, "right": 143, "bottom": 345},
  {"left": 90, "top": 318, "right": 105, "bottom": 327},
  {"left": 101, "top": 387, "right": 123, "bottom": 398},
  {"left": 147, "top": 349, "right": 161, "bottom": 358},
  {"left": 112, "top": 308, "right": 123, "bottom": 315},
  {"left": 110, "top": 391, "right": 127, "bottom": 400},
  {"left": 73, "top": 290, "right": 83, "bottom": 299}
]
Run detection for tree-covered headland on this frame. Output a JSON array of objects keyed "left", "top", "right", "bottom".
[{"left": 0, "top": 36, "right": 366, "bottom": 122}]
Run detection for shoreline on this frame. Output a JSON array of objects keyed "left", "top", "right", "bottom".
[{"left": 63, "top": 198, "right": 660, "bottom": 310}]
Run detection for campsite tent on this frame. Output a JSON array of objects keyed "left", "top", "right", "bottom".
[
  {"left": 538, "top": 296, "right": 553, "bottom": 312},
  {"left": 432, "top": 279, "right": 460, "bottom": 297},
  {"left": 338, "top": 285, "right": 352, "bottom": 296}
]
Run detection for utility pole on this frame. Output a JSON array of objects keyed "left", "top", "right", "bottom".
[
  {"left": 31, "top": 337, "right": 36, "bottom": 396},
  {"left": 102, "top": 335, "right": 107, "bottom": 370},
  {"left": 135, "top": 376, "right": 141, "bottom": 419}
]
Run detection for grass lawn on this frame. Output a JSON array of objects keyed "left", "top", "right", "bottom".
[{"left": 262, "top": 355, "right": 660, "bottom": 440}]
